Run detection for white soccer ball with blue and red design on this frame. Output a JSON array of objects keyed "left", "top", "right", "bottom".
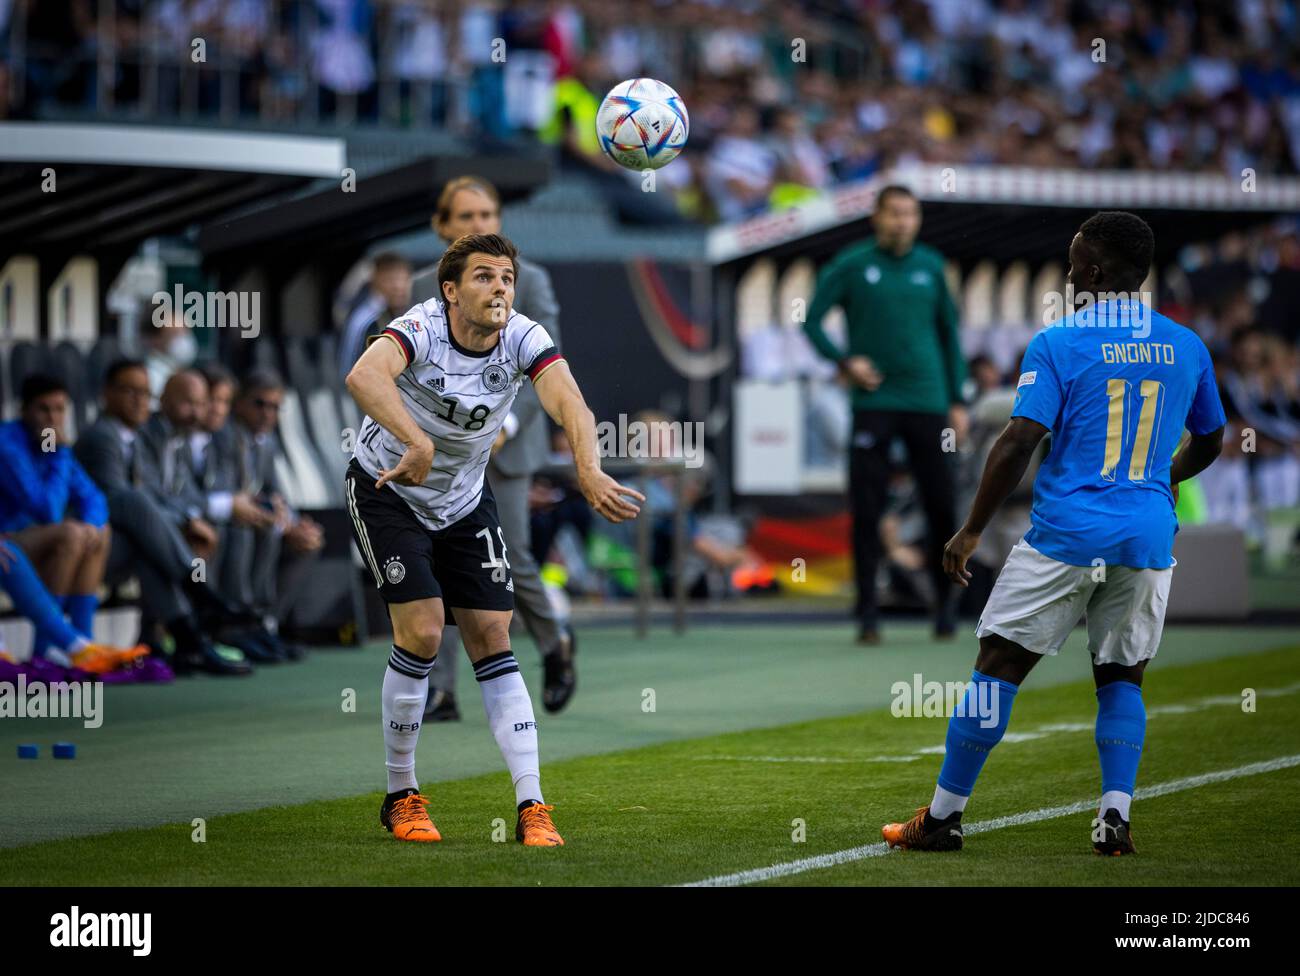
[{"left": 596, "top": 78, "right": 689, "bottom": 171}]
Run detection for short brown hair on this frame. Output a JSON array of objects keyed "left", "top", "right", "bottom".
[
  {"left": 371, "top": 251, "right": 411, "bottom": 273},
  {"left": 435, "top": 176, "right": 500, "bottom": 226},
  {"left": 437, "top": 233, "right": 519, "bottom": 297}
]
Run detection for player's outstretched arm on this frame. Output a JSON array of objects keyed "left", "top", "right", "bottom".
[
  {"left": 943, "top": 416, "right": 1048, "bottom": 587},
  {"left": 533, "top": 361, "right": 645, "bottom": 523},
  {"left": 345, "top": 336, "right": 435, "bottom": 489}
]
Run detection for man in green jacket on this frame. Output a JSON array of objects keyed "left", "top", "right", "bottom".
[{"left": 804, "top": 185, "right": 968, "bottom": 643}]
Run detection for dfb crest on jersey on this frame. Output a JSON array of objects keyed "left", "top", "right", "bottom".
[
  {"left": 384, "top": 556, "right": 406, "bottom": 585},
  {"left": 483, "top": 363, "right": 509, "bottom": 392}
]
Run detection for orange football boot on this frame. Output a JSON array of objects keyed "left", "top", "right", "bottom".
[
  {"left": 380, "top": 790, "right": 442, "bottom": 842},
  {"left": 516, "top": 802, "right": 564, "bottom": 847},
  {"left": 881, "top": 805, "right": 964, "bottom": 851},
  {"left": 72, "top": 642, "right": 151, "bottom": 674}
]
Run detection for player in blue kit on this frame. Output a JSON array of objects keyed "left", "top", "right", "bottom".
[{"left": 881, "top": 212, "right": 1227, "bottom": 855}]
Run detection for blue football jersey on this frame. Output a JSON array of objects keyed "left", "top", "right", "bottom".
[{"left": 1011, "top": 299, "right": 1226, "bottom": 569}]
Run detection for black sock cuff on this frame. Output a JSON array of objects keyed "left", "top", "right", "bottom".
[
  {"left": 388, "top": 644, "right": 435, "bottom": 679},
  {"left": 473, "top": 650, "right": 519, "bottom": 682}
]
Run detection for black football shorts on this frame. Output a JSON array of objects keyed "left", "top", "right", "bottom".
[{"left": 344, "top": 459, "right": 514, "bottom": 612}]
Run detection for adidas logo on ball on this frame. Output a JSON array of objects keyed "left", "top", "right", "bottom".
[{"left": 595, "top": 77, "right": 689, "bottom": 172}]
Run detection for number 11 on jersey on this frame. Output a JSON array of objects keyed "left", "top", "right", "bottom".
[{"left": 1102, "top": 378, "right": 1165, "bottom": 483}]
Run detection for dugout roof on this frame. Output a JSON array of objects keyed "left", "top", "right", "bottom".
[
  {"left": 194, "top": 153, "right": 552, "bottom": 268},
  {"left": 0, "top": 123, "right": 347, "bottom": 262}
]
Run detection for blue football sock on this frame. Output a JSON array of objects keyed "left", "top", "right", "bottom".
[
  {"left": 0, "top": 543, "right": 83, "bottom": 655},
  {"left": 67, "top": 593, "right": 99, "bottom": 638},
  {"left": 1095, "top": 681, "right": 1146, "bottom": 801},
  {"left": 936, "top": 670, "right": 1019, "bottom": 799}
]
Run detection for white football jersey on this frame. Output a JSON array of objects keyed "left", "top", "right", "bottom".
[{"left": 351, "top": 298, "right": 563, "bottom": 530}]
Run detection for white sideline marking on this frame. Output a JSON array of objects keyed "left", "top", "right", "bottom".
[
  {"left": 677, "top": 754, "right": 1300, "bottom": 887},
  {"left": 694, "top": 681, "right": 1300, "bottom": 765}
]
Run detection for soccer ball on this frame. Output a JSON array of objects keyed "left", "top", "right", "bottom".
[{"left": 595, "top": 78, "right": 689, "bottom": 171}]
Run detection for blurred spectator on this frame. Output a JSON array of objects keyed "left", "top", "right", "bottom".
[
  {"left": 705, "top": 104, "right": 776, "bottom": 223},
  {"left": 0, "top": 374, "right": 110, "bottom": 657},
  {"left": 143, "top": 308, "right": 199, "bottom": 401},
  {"left": 144, "top": 368, "right": 301, "bottom": 664},
  {"left": 76, "top": 359, "right": 252, "bottom": 675},
  {"left": 219, "top": 369, "right": 324, "bottom": 625},
  {"left": 803, "top": 185, "right": 966, "bottom": 642},
  {"left": 312, "top": 0, "right": 377, "bottom": 119},
  {"left": 190, "top": 363, "right": 276, "bottom": 532},
  {"left": 967, "top": 354, "right": 1004, "bottom": 397},
  {"left": 625, "top": 409, "right": 772, "bottom": 598},
  {"left": 386, "top": 0, "right": 450, "bottom": 125},
  {"left": 338, "top": 252, "right": 413, "bottom": 381},
  {"left": 768, "top": 106, "right": 832, "bottom": 208},
  {"left": 140, "top": 370, "right": 221, "bottom": 562},
  {"left": 0, "top": 538, "right": 151, "bottom": 673},
  {"left": 530, "top": 427, "right": 593, "bottom": 573},
  {"left": 1221, "top": 329, "right": 1300, "bottom": 516}
]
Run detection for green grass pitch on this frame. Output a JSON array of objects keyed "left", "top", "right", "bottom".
[{"left": 2, "top": 624, "right": 1298, "bottom": 886}]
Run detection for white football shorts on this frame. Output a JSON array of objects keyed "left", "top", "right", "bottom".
[{"left": 975, "top": 538, "right": 1173, "bottom": 666}]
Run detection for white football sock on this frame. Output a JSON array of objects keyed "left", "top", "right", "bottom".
[
  {"left": 46, "top": 636, "right": 88, "bottom": 667},
  {"left": 1100, "top": 790, "right": 1132, "bottom": 821},
  {"left": 930, "top": 784, "right": 969, "bottom": 820},
  {"left": 383, "top": 645, "right": 434, "bottom": 794},
  {"left": 474, "top": 652, "right": 543, "bottom": 806}
]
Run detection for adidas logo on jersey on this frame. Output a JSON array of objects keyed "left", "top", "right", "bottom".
[
  {"left": 425, "top": 376, "right": 445, "bottom": 392},
  {"left": 505, "top": 577, "right": 514, "bottom": 592}
]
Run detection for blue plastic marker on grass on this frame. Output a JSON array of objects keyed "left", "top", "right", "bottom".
[
  {"left": 18, "top": 744, "right": 38, "bottom": 759},
  {"left": 53, "top": 742, "right": 76, "bottom": 759}
]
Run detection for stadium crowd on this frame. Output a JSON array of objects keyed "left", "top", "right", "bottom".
[{"left": 3, "top": 0, "right": 1299, "bottom": 222}]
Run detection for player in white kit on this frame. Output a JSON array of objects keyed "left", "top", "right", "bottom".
[{"left": 345, "top": 233, "right": 644, "bottom": 846}]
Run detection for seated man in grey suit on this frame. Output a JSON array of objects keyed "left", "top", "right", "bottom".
[
  {"left": 213, "top": 369, "right": 324, "bottom": 645},
  {"left": 190, "top": 364, "right": 280, "bottom": 534},
  {"left": 141, "top": 369, "right": 297, "bottom": 664},
  {"left": 137, "top": 370, "right": 220, "bottom": 562},
  {"left": 406, "top": 176, "right": 576, "bottom": 720},
  {"left": 75, "top": 359, "right": 250, "bottom": 676}
]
